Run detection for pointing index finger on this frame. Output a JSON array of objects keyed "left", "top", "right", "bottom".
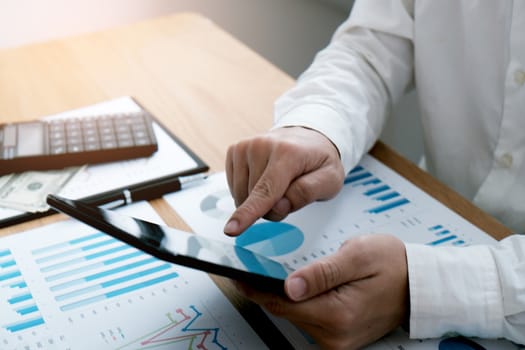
[{"left": 224, "top": 167, "right": 293, "bottom": 236}]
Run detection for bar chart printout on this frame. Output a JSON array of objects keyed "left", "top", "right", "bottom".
[
  {"left": 0, "top": 248, "right": 45, "bottom": 334},
  {"left": 0, "top": 202, "right": 268, "bottom": 350},
  {"left": 164, "top": 154, "right": 519, "bottom": 350}
]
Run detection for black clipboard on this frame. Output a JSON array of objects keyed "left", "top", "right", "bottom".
[{"left": 0, "top": 97, "right": 209, "bottom": 228}]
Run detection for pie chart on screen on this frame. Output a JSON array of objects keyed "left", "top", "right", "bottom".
[
  {"left": 438, "top": 337, "right": 486, "bottom": 350},
  {"left": 235, "top": 222, "right": 304, "bottom": 257}
]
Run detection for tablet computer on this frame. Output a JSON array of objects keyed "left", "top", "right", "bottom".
[{"left": 46, "top": 194, "right": 289, "bottom": 294}]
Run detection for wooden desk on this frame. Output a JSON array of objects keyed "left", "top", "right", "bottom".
[{"left": 0, "top": 11, "right": 511, "bottom": 347}]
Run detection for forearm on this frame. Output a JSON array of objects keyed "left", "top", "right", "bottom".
[{"left": 274, "top": 0, "right": 415, "bottom": 174}]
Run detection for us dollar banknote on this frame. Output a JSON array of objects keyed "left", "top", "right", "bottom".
[{"left": 0, "top": 167, "right": 81, "bottom": 213}]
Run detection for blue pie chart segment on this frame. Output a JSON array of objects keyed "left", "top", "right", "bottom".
[
  {"left": 438, "top": 337, "right": 486, "bottom": 350},
  {"left": 236, "top": 222, "right": 304, "bottom": 257}
]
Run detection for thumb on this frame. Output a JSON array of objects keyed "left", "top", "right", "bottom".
[{"left": 284, "top": 239, "right": 370, "bottom": 301}]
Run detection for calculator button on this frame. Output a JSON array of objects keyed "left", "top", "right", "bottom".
[
  {"left": 84, "top": 135, "right": 99, "bottom": 144},
  {"left": 117, "top": 132, "right": 132, "bottom": 140},
  {"left": 100, "top": 126, "right": 113, "bottom": 134},
  {"left": 82, "top": 120, "right": 96, "bottom": 129},
  {"left": 117, "top": 139, "right": 134, "bottom": 147},
  {"left": 116, "top": 124, "right": 129, "bottom": 131},
  {"left": 50, "top": 130, "right": 65, "bottom": 140},
  {"left": 85, "top": 129, "right": 97, "bottom": 137},
  {"left": 50, "top": 146, "right": 66, "bottom": 154},
  {"left": 67, "top": 136, "right": 82, "bottom": 145},
  {"left": 133, "top": 130, "right": 147, "bottom": 140},
  {"left": 85, "top": 143, "right": 100, "bottom": 151},
  {"left": 98, "top": 120, "right": 113, "bottom": 129},
  {"left": 49, "top": 123, "right": 64, "bottom": 132},
  {"left": 68, "top": 129, "right": 81, "bottom": 138},
  {"left": 101, "top": 134, "right": 116, "bottom": 143},
  {"left": 50, "top": 139, "right": 65, "bottom": 147},
  {"left": 134, "top": 138, "right": 150, "bottom": 146},
  {"left": 68, "top": 144, "right": 84, "bottom": 152},
  {"left": 66, "top": 123, "right": 81, "bottom": 132},
  {"left": 102, "top": 141, "right": 117, "bottom": 149}
]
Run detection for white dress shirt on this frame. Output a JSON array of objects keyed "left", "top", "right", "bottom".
[{"left": 273, "top": 0, "right": 525, "bottom": 344}]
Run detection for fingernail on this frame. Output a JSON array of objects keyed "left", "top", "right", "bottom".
[
  {"left": 287, "top": 277, "right": 307, "bottom": 301},
  {"left": 224, "top": 219, "right": 239, "bottom": 235}
]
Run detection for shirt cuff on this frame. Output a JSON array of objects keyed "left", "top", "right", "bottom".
[
  {"left": 405, "top": 243, "right": 504, "bottom": 339},
  {"left": 272, "top": 103, "right": 365, "bottom": 174}
]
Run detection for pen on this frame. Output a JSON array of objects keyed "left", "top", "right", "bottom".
[{"left": 100, "top": 172, "right": 209, "bottom": 209}]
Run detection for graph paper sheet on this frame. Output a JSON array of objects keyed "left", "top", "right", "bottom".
[
  {"left": 164, "top": 154, "right": 520, "bottom": 350},
  {"left": 0, "top": 202, "right": 267, "bottom": 350}
]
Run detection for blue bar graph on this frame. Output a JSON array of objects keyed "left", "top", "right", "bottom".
[
  {"left": 4, "top": 317, "right": 45, "bottom": 332},
  {"left": 41, "top": 244, "right": 132, "bottom": 273},
  {"left": 349, "top": 165, "right": 364, "bottom": 173},
  {"left": 31, "top": 232, "right": 105, "bottom": 255},
  {"left": 428, "top": 235, "right": 458, "bottom": 246},
  {"left": 344, "top": 164, "right": 411, "bottom": 215},
  {"left": 375, "top": 192, "right": 400, "bottom": 201},
  {"left": 50, "top": 256, "right": 157, "bottom": 291},
  {"left": 35, "top": 237, "right": 118, "bottom": 264},
  {"left": 0, "top": 249, "right": 11, "bottom": 257},
  {"left": 33, "top": 232, "right": 179, "bottom": 313},
  {"left": 0, "top": 269, "right": 22, "bottom": 281},
  {"left": 426, "top": 226, "right": 466, "bottom": 246},
  {"left": 361, "top": 178, "right": 381, "bottom": 186},
  {"left": 344, "top": 172, "right": 373, "bottom": 184},
  {"left": 367, "top": 198, "right": 410, "bottom": 214},
  {"left": 60, "top": 272, "right": 178, "bottom": 311},
  {"left": 8, "top": 293, "right": 33, "bottom": 304},
  {"left": 55, "top": 264, "right": 172, "bottom": 301},
  {"left": 45, "top": 250, "right": 144, "bottom": 282},
  {"left": 364, "top": 185, "right": 390, "bottom": 196},
  {"left": 9, "top": 281, "right": 27, "bottom": 289},
  {"left": 0, "top": 259, "right": 16, "bottom": 268},
  {"left": 0, "top": 249, "right": 45, "bottom": 333},
  {"left": 16, "top": 304, "right": 39, "bottom": 315}
]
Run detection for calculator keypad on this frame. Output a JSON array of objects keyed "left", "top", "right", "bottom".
[
  {"left": 46, "top": 112, "right": 156, "bottom": 154},
  {"left": 0, "top": 110, "right": 158, "bottom": 175}
]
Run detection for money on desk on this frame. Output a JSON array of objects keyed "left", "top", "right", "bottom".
[{"left": 0, "top": 167, "right": 81, "bottom": 213}]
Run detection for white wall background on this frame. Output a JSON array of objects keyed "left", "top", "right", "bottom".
[{"left": 0, "top": 0, "right": 422, "bottom": 163}]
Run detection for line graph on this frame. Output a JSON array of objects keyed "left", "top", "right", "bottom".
[{"left": 117, "top": 305, "right": 226, "bottom": 350}]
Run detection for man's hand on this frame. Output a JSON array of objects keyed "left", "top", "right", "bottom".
[
  {"left": 224, "top": 126, "right": 345, "bottom": 236},
  {"left": 236, "top": 235, "right": 409, "bottom": 350}
]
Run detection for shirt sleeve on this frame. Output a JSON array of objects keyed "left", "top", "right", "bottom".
[
  {"left": 273, "top": 0, "right": 415, "bottom": 174},
  {"left": 405, "top": 235, "right": 525, "bottom": 344}
]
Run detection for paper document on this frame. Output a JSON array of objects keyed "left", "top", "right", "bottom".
[
  {"left": 0, "top": 202, "right": 267, "bottom": 349},
  {"left": 164, "top": 154, "right": 520, "bottom": 350}
]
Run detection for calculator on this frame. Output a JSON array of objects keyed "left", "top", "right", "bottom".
[{"left": 0, "top": 110, "right": 158, "bottom": 176}]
